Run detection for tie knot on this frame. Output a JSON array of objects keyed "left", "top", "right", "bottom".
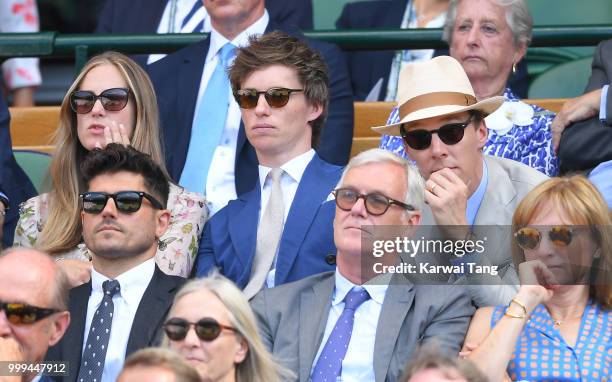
[
  {"left": 219, "top": 43, "right": 236, "bottom": 66},
  {"left": 343, "top": 287, "right": 370, "bottom": 311},
  {"left": 102, "top": 280, "right": 120, "bottom": 297},
  {"left": 268, "top": 168, "right": 283, "bottom": 184}
]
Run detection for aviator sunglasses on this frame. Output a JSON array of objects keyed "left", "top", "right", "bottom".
[
  {"left": 69, "top": 87, "right": 130, "bottom": 114},
  {"left": 514, "top": 226, "right": 579, "bottom": 250},
  {"left": 332, "top": 188, "right": 415, "bottom": 216},
  {"left": 164, "top": 317, "right": 237, "bottom": 342},
  {"left": 233, "top": 87, "right": 303, "bottom": 109},
  {"left": 400, "top": 115, "right": 474, "bottom": 150},
  {"left": 80, "top": 191, "right": 163, "bottom": 214},
  {"left": 0, "top": 301, "right": 60, "bottom": 325}
]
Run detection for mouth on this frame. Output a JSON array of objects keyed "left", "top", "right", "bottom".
[
  {"left": 88, "top": 124, "right": 106, "bottom": 135},
  {"left": 251, "top": 123, "right": 275, "bottom": 131},
  {"left": 463, "top": 55, "right": 484, "bottom": 62},
  {"left": 96, "top": 225, "right": 121, "bottom": 233}
]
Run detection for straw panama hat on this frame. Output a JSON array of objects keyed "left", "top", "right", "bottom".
[{"left": 372, "top": 56, "right": 504, "bottom": 136}]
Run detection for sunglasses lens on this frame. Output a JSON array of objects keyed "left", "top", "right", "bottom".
[
  {"left": 365, "top": 194, "right": 390, "bottom": 216},
  {"left": 403, "top": 129, "right": 432, "bottom": 150},
  {"left": 114, "top": 192, "right": 143, "bottom": 213},
  {"left": 438, "top": 123, "right": 467, "bottom": 145},
  {"left": 5, "top": 304, "right": 38, "bottom": 325},
  {"left": 265, "top": 88, "right": 291, "bottom": 107},
  {"left": 100, "top": 88, "right": 129, "bottom": 111},
  {"left": 82, "top": 193, "right": 108, "bottom": 214},
  {"left": 164, "top": 319, "right": 189, "bottom": 341},
  {"left": 235, "top": 90, "right": 258, "bottom": 109},
  {"left": 515, "top": 227, "right": 541, "bottom": 250},
  {"left": 549, "top": 226, "right": 572, "bottom": 247},
  {"left": 70, "top": 91, "right": 96, "bottom": 114},
  {"left": 334, "top": 189, "right": 357, "bottom": 211},
  {"left": 195, "top": 319, "right": 222, "bottom": 341}
]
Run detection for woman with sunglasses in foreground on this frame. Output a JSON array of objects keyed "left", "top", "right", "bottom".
[
  {"left": 14, "top": 51, "right": 207, "bottom": 284},
  {"left": 162, "top": 273, "right": 292, "bottom": 382},
  {"left": 460, "top": 176, "right": 611, "bottom": 381}
]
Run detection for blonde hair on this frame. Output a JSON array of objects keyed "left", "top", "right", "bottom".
[
  {"left": 121, "top": 348, "right": 200, "bottom": 382},
  {"left": 511, "top": 176, "right": 612, "bottom": 309},
  {"left": 37, "top": 51, "right": 168, "bottom": 254},
  {"left": 163, "top": 273, "right": 293, "bottom": 382}
]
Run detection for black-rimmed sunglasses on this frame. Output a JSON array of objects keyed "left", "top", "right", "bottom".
[
  {"left": 233, "top": 87, "right": 303, "bottom": 109},
  {"left": 0, "top": 302, "right": 60, "bottom": 325},
  {"left": 400, "top": 115, "right": 474, "bottom": 150},
  {"left": 514, "top": 226, "right": 580, "bottom": 251},
  {"left": 332, "top": 188, "right": 415, "bottom": 216},
  {"left": 164, "top": 317, "right": 237, "bottom": 342},
  {"left": 80, "top": 191, "right": 163, "bottom": 214},
  {"left": 69, "top": 87, "right": 130, "bottom": 114}
]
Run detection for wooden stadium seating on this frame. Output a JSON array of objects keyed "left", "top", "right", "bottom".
[{"left": 10, "top": 99, "right": 567, "bottom": 158}]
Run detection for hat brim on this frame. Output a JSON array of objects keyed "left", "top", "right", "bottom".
[{"left": 371, "top": 96, "right": 504, "bottom": 136}]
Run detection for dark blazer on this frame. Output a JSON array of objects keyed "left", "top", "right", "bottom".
[
  {"left": 45, "top": 266, "right": 184, "bottom": 382},
  {"left": 95, "top": 0, "right": 314, "bottom": 33},
  {"left": 0, "top": 93, "right": 37, "bottom": 247},
  {"left": 335, "top": 0, "right": 528, "bottom": 100},
  {"left": 146, "top": 20, "right": 353, "bottom": 194},
  {"left": 195, "top": 154, "right": 341, "bottom": 287},
  {"left": 558, "top": 39, "right": 612, "bottom": 174},
  {"left": 251, "top": 272, "right": 474, "bottom": 382}
]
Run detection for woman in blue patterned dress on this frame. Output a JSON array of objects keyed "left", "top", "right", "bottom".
[
  {"left": 462, "top": 176, "right": 611, "bottom": 381},
  {"left": 380, "top": 0, "right": 558, "bottom": 176}
]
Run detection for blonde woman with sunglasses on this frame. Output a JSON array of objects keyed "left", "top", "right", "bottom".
[
  {"left": 162, "top": 273, "right": 292, "bottom": 382},
  {"left": 14, "top": 51, "right": 207, "bottom": 285},
  {"left": 461, "top": 176, "right": 611, "bottom": 381}
]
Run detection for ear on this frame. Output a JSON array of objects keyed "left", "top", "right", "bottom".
[
  {"left": 154, "top": 209, "right": 171, "bottom": 238},
  {"left": 402, "top": 210, "right": 421, "bottom": 227},
  {"left": 307, "top": 102, "right": 324, "bottom": 125},
  {"left": 48, "top": 311, "right": 71, "bottom": 347},
  {"left": 475, "top": 118, "right": 488, "bottom": 150},
  {"left": 233, "top": 336, "right": 249, "bottom": 364},
  {"left": 513, "top": 42, "right": 527, "bottom": 65}
]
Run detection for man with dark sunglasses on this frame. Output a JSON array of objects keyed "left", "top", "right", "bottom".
[
  {"left": 146, "top": 0, "right": 353, "bottom": 217},
  {"left": 194, "top": 32, "right": 341, "bottom": 299},
  {"left": 251, "top": 148, "right": 474, "bottom": 382},
  {"left": 45, "top": 144, "right": 184, "bottom": 382},
  {"left": 0, "top": 248, "right": 71, "bottom": 382},
  {"left": 373, "top": 56, "right": 548, "bottom": 307}
]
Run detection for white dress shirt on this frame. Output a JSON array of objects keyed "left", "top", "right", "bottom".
[
  {"left": 257, "top": 149, "right": 316, "bottom": 287},
  {"left": 311, "top": 270, "right": 389, "bottom": 382},
  {"left": 196, "top": 11, "right": 270, "bottom": 216},
  {"left": 82, "top": 259, "right": 155, "bottom": 382}
]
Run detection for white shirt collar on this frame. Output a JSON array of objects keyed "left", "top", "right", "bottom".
[
  {"left": 91, "top": 258, "right": 156, "bottom": 306},
  {"left": 332, "top": 268, "right": 388, "bottom": 306},
  {"left": 257, "top": 149, "right": 315, "bottom": 189},
  {"left": 207, "top": 10, "right": 269, "bottom": 63}
]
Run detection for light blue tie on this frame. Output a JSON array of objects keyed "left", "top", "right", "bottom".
[{"left": 180, "top": 43, "right": 236, "bottom": 194}]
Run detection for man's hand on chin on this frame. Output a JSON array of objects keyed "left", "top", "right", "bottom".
[{"left": 425, "top": 168, "right": 470, "bottom": 240}]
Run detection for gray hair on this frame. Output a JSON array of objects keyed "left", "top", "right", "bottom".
[
  {"left": 337, "top": 148, "right": 425, "bottom": 212},
  {"left": 443, "top": 0, "right": 533, "bottom": 47},
  {"left": 163, "top": 273, "right": 294, "bottom": 382}
]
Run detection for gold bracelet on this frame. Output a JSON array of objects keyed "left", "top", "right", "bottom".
[
  {"left": 504, "top": 310, "right": 526, "bottom": 319},
  {"left": 510, "top": 299, "right": 528, "bottom": 315}
]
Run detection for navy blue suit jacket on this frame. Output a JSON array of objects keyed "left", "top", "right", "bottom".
[
  {"left": 336, "top": 0, "right": 528, "bottom": 100},
  {"left": 0, "top": 93, "right": 36, "bottom": 247},
  {"left": 195, "top": 154, "right": 341, "bottom": 288},
  {"left": 96, "top": 0, "right": 313, "bottom": 33},
  {"left": 146, "top": 20, "right": 353, "bottom": 194}
]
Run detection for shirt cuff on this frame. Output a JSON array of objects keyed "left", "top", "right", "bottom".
[
  {"left": 599, "top": 84, "right": 609, "bottom": 122},
  {"left": 0, "top": 191, "right": 8, "bottom": 208}
]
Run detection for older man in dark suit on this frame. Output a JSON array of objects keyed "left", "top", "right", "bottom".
[
  {"left": 45, "top": 145, "right": 184, "bottom": 382},
  {"left": 251, "top": 148, "right": 474, "bottom": 382}
]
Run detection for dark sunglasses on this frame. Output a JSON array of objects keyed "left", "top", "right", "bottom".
[
  {"left": 70, "top": 87, "right": 130, "bottom": 114},
  {"left": 164, "top": 317, "right": 237, "bottom": 342},
  {"left": 233, "top": 87, "right": 303, "bottom": 109},
  {"left": 400, "top": 115, "right": 474, "bottom": 150},
  {"left": 80, "top": 191, "right": 163, "bottom": 214},
  {"left": 514, "top": 226, "right": 578, "bottom": 250},
  {"left": 0, "top": 301, "right": 60, "bottom": 325},
  {"left": 332, "top": 188, "right": 415, "bottom": 216}
]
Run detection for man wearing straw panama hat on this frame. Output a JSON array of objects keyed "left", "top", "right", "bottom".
[{"left": 373, "top": 56, "right": 547, "bottom": 307}]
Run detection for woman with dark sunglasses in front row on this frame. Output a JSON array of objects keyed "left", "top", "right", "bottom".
[
  {"left": 460, "top": 176, "right": 611, "bottom": 381},
  {"left": 14, "top": 51, "right": 207, "bottom": 285},
  {"left": 162, "top": 273, "right": 292, "bottom": 382}
]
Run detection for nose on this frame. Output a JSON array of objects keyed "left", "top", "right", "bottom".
[
  {"left": 536, "top": 234, "right": 556, "bottom": 259},
  {"left": 181, "top": 326, "right": 201, "bottom": 347},
  {"left": 90, "top": 98, "right": 106, "bottom": 116},
  {"left": 100, "top": 197, "right": 118, "bottom": 218},
  {"left": 429, "top": 133, "right": 448, "bottom": 159},
  {"left": 349, "top": 196, "right": 368, "bottom": 218},
  {"left": 253, "top": 93, "right": 271, "bottom": 117},
  {"left": 0, "top": 310, "right": 12, "bottom": 337},
  {"left": 466, "top": 25, "right": 481, "bottom": 47}
]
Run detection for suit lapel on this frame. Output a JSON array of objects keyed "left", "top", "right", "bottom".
[
  {"left": 373, "top": 280, "right": 415, "bottom": 382},
  {"left": 64, "top": 283, "right": 91, "bottom": 374},
  {"left": 275, "top": 155, "right": 337, "bottom": 284},
  {"left": 228, "top": 186, "right": 261, "bottom": 271},
  {"left": 126, "top": 267, "right": 181, "bottom": 354},
  {"left": 298, "top": 275, "right": 335, "bottom": 382},
  {"left": 476, "top": 156, "right": 517, "bottom": 225}
]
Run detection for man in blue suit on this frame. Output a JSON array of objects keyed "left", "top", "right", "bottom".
[
  {"left": 195, "top": 31, "right": 341, "bottom": 299},
  {"left": 0, "top": 92, "right": 37, "bottom": 247},
  {"left": 147, "top": 0, "right": 353, "bottom": 215}
]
